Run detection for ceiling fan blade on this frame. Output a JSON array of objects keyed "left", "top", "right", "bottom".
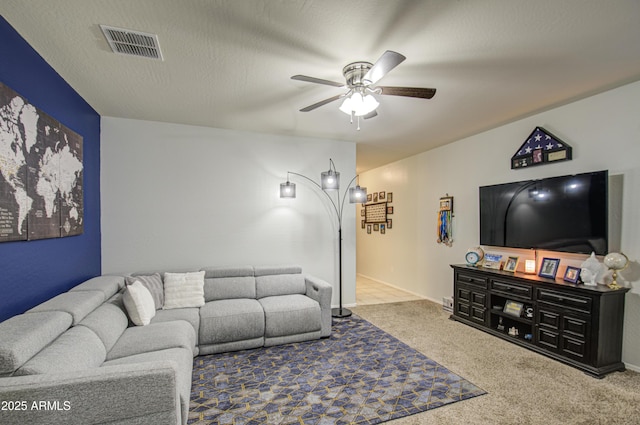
[
  {"left": 299, "top": 94, "right": 343, "bottom": 112},
  {"left": 378, "top": 86, "right": 436, "bottom": 99},
  {"left": 291, "top": 75, "right": 344, "bottom": 87},
  {"left": 363, "top": 110, "right": 378, "bottom": 120},
  {"left": 363, "top": 50, "right": 406, "bottom": 85}
]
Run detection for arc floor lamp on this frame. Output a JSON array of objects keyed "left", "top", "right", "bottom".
[{"left": 280, "top": 159, "right": 366, "bottom": 318}]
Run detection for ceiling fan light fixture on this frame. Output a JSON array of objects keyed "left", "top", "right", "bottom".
[
  {"left": 339, "top": 92, "right": 379, "bottom": 117},
  {"left": 355, "top": 94, "right": 379, "bottom": 116},
  {"left": 293, "top": 50, "right": 436, "bottom": 126},
  {"left": 339, "top": 96, "right": 353, "bottom": 115}
]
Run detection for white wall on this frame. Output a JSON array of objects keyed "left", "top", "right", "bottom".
[
  {"left": 357, "top": 80, "right": 640, "bottom": 370},
  {"left": 101, "top": 117, "right": 357, "bottom": 307}
]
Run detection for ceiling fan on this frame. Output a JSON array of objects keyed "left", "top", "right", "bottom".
[{"left": 292, "top": 50, "right": 436, "bottom": 128}]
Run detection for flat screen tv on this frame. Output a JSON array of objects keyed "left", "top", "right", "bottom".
[{"left": 479, "top": 170, "right": 608, "bottom": 255}]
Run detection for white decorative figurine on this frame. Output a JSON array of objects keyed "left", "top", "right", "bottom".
[{"left": 580, "top": 252, "right": 603, "bottom": 286}]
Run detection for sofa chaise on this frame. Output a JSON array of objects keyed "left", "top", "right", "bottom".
[{"left": 0, "top": 265, "right": 332, "bottom": 425}]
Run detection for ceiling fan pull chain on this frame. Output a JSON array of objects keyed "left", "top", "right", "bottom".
[{"left": 357, "top": 115, "right": 361, "bottom": 131}]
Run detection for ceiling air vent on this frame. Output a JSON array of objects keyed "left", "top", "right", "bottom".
[{"left": 100, "top": 25, "right": 163, "bottom": 60}]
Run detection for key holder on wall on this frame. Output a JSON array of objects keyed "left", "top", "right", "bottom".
[{"left": 437, "top": 195, "right": 453, "bottom": 246}]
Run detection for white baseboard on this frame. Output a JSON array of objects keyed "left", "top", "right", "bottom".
[
  {"left": 625, "top": 362, "right": 640, "bottom": 373},
  {"left": 331, "top": 303, "right": 357, "bottom": 309},
  {"left": 357, "top": 273, "right": 436, "bottom": 303}
]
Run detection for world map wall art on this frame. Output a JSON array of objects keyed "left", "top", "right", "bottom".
[{"left": 0, "top": 82, "right": 83, "bottom": 242}]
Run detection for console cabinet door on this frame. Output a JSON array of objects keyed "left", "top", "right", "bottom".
[
  {"left": 454, "top": 270, "right": 488, "bottom": 326},
  {"left": 455, "top": 283, "right": 488, "bottom": 326},
  {"left": 536, "top": 288, "right": 593, "bottom": 365}
]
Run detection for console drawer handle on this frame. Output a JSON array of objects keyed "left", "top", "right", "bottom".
[
  {"left": 495, "top": 282, "right": 525, "bottom": 293},
  {"left": 541, "top": 292, "right": 588, "bottom": 305}
]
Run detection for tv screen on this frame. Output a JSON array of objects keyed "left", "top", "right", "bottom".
[{"left": 479, "top": 171, "right": 608, "bottom": 255}]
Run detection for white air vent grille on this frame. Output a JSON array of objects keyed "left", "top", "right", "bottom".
[{"left": 100, "top": 25, "right": 163, "bottom": 60}]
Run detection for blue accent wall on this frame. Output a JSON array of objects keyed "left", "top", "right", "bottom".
[{"left": 0, "top": 16, "right": 101, "bottom": 322}]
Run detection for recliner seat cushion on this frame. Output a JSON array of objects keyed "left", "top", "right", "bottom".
[
  {"left": 107, "top": 321, "right": 197, "bottom": 360},
  {"left": 259, "top": 294, "right": 321, "bottom": 338},
  {"left": 151, "top": 308, "right": 201, "bottom": 346},
  {"left": 199, "top": 299, "right": 264, "bottom": 345}
]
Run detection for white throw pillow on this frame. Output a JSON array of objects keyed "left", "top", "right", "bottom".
[
  {"left": 122, "top": 281, "right": 156, "bottom": 326},
  {"left": 163, "top": 271, "right": 205, "bottom": 309}
]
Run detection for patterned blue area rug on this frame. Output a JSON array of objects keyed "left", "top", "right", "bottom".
[{"left": 189, "top": 315, "right": 485, "bottom": 424}]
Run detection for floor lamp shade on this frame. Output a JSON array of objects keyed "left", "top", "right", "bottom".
[
  {"left": 321, "top": 170, "right": 340, "bottom": 190},
  {"left": 280, "top": 181, "right": 296, "bottom": 198},
  {"left": 348, "top": 185, "right": 367, "bottom": 203}
]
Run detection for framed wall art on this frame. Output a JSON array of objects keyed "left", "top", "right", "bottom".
[
  {"left": 364, "top": 202, "right": 387, "bottom": 224},
  {"left": 0, "top": 82, "right": 84, "bottom": 242},
  {"left": 511, "top": 127, "right": 573, "bottom": 169}
]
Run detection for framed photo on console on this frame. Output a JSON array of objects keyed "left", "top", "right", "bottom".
[
  {"left": 503, "top": 256, "right": 519, "bottom": 273},
  {"left": 563, "top": 266, "right": 581, "bottom": 283},
  {"left": 483, "top": 253, "right": 503, "bottom": 270},
  {"left": 539, "top": 257, "right": 560, "bottom": 279}
]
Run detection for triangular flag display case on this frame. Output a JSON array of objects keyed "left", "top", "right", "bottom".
[{"left": 511, "top": 127, "right": 572, "bottom": 169}]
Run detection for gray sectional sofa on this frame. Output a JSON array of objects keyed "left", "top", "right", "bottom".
[{"left": 0, "top": 265, "right": 332, "bottom": 425}]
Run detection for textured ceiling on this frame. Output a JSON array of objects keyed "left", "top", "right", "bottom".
[{"left": 2, "top": 0, "right": 640, "bottom": 172}]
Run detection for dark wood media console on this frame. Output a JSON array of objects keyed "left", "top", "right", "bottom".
[{"left": 450, "top": 264, "right": 629, "bottom": 378}]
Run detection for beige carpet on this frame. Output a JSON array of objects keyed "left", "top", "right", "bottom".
[{"left": 352, "top": 300, "right": 640, "bottom": 425}]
